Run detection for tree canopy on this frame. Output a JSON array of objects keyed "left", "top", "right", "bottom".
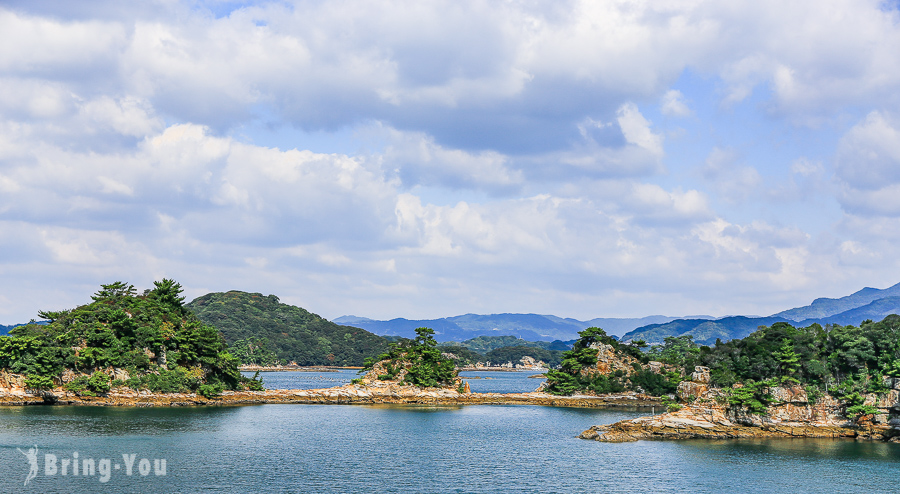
[
  {"left": 363, "top": 327, "right": 458, "bottom": 388},
  {"left": 186, "top": 291, "right": 390, "bottom": 366},
  {"left": 0, "top": 280, "right": 261, "bottom": 395}
]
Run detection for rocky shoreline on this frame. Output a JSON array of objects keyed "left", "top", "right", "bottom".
[
  {"left": 579, "top": 403, "right": 900, "bottom": 442},
  {"left": 0, "top": 383, "right": 663, "bottom": 409}
]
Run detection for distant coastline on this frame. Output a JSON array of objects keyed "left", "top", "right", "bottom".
[
  {"left": 0, "top": 384, "right": 661, "bottom": 409},
  {"left": 239, "top": 365, "right": 362, "bottom": 372},
  {"left": 458, "top": 366, "right": 546, "bottom": 372}
]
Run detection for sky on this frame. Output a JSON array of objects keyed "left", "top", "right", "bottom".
[{"left": 2, "top": 0, "right": 900, "bottom": 324}]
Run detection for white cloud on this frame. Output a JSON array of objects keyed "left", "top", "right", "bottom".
[
  {"left": 660, "top": 89, "right": 692, "bottom": 117},
  {"left": 699, "top": 147, "right": 762, "bottom": 203},
  {"left": 3, "top": 0, "right": 900, "bottom": 324},
  {"left": 378, "top": 127, "right": 523, "bottom": 192},
  {"left": 836, "top": 111, "right": 900, "bottom": 190},
  {"left": 835, "top": 111, "right": 900, "bottom": 216},
  {"left": 617, "top": 103, "right": 664, "bottom": 158}
]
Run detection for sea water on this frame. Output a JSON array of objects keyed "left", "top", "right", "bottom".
[
  {"left": 244, "top": 369, "right": 546, "bottom": 394},
  {"left": 0, "top": 373, "right": 897, "bottom": 493}
]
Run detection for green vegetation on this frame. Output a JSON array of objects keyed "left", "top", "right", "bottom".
[
  {"left": 186, "top": 291, "right": 390, "bottom": 366},
  {"left": 1, "top": 280, "right": 262, "bottom": 394},
  {"left": 639, "top": 317, "right": 900, "bottom": 417},
  {"left": 726, "top": 379, "right": 776, "bottom": 414},
  {"left": 660, "top": 319, "right": 900, "bottom": 395},
  {"left": 542, "top": 316, "right": 900, "bottom": 421},
  {"left": 362, "top": 328, "right": 457, "bottom": 388}
]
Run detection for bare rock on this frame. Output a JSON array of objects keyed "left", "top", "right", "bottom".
[
  {"left": 691, "top": 366, "right": 710, "bottom": 384},
  {"left": 676, "top": 381, "right": 708, "bottom": 401}
]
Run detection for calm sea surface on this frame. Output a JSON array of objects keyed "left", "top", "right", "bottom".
[
  {"left": 0, "top": 372, "right": 897, "bottom": 493},
  {"left": 246, "top": 369, "right": 547, "bottom": 394}
]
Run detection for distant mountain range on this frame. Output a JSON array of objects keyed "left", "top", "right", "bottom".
[
  {"left": 6, "top": 282, "right": 900, "bottom": 351},
  {"left": 620, "top": 284, "right": 900, "bottom": 345},
  {"left": 337, "top": 282, "right": 900, "bottom": 346},
  {"left": 333, "top": 313, "right": 706, "bottom": 342}
]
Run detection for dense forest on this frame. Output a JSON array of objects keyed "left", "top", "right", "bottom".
[
  {"left": 186, "top": 291, "right": 390, "bottom": 366},
  {"left": 0, "top": 280, "right": 261, "bottom": 397},
  {"left": 546, "top": 316, "right": 900, "bottom": 415}
]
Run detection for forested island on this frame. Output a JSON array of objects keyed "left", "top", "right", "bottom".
[
  {"left": 0, "top": 280, "right": 262, "bottom": 401},
  {"left": 556, "top": 319, "right": 900, "bottom": 441},
  {"left": 186, "top": 291, "right": 390, "bottom": 367}
]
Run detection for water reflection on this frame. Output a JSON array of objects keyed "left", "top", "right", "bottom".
[
  {"left": 0, "top": 405, "right": 243, "bottom": 436},
  {"left": 682, "top": 437, "right": 900, "bottom": 462},
  {"left": 0, "top": 403, "right": 896, "bottom": 493}
]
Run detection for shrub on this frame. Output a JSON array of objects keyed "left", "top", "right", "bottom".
[
  {"left": 629, "top": 370, "right": 678, "bottom": 396},
  {"left": 727, "top": 380, "right": 775, "bottom": 414},
  {"left": 846, "top": 404, "right": 879, "bottom": 419},
  {"left": 198, "top": 383, "right": 224, "bottom": 399},
  {"left": 65, "top": 376, "right": 93, "bottom": 396},
  {"left": 242, "top": 370, "right": 265, "bottom": 391},
  {"left": 842, "top": 391, "right": 880, "bottom": 419},
  {"left": 804, "top": 384, "right": 822, "bottom": 405},
  {"left": 88, "top": 371, "right": 111, "bottom": 394},
  {"left": 24, "top": 374, "right": 55, "bottom": 390}
]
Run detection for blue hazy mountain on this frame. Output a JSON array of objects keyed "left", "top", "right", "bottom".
[
  {"left": 0, "top": 321, "right": 49, "bottom": 336},
  {"left": 620, "top": 284, "right": 900, "bottom": 345},
  {"left": 773, "top": 282, "right": 900, "bottom": 321},
  {"left": 332, "top": 313, "right": 704, "bottom": 342}
]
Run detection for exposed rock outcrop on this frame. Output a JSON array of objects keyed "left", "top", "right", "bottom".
[
  {"left": 579, "top": 404, "right": 897, "bottom": 442},
  {"left": 585, "top": 342, "right": 641, "bottom": 377}
]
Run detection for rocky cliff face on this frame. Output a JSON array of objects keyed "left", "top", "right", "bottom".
[{"left": 583, "top": 342, "right": 643, "bottom": 377}]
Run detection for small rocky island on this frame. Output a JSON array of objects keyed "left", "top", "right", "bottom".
[
  {"left": 575, "top": 318, "right": 900, "bottom": 443},
  {"left": 581, "top": 366, "right": 900, "bottom": 442}
]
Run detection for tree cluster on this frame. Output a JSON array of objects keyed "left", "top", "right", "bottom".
[
  {"left": 362, "top": 328, "right": 457, "bottom": 388},
  {"left": 0, "top": 280, "right": 262, "bottom": 394},
  {"left": 543, "top": 327, "right": 675, "bottom": 395}
]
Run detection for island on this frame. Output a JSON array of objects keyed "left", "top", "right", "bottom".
[{"left": 573, "top": 319, "right": 900, "bottom": 442}]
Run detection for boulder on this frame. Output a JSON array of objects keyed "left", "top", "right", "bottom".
[
  {"left": 677, "top": 381, "right": 708, "bottom": 401},
  {"left": 691, "top": 366, "right": 710, "bottom": 384}
]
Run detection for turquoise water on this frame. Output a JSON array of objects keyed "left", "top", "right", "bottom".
[
  {"left": 243, "top": 369, "right": 546, "bottom": 394},
  {"left": 241, "top": 369, "right": 359, "bottom": 390},
  {"left": 1, "top": 373, "right": 898, "bottom": 493}
]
